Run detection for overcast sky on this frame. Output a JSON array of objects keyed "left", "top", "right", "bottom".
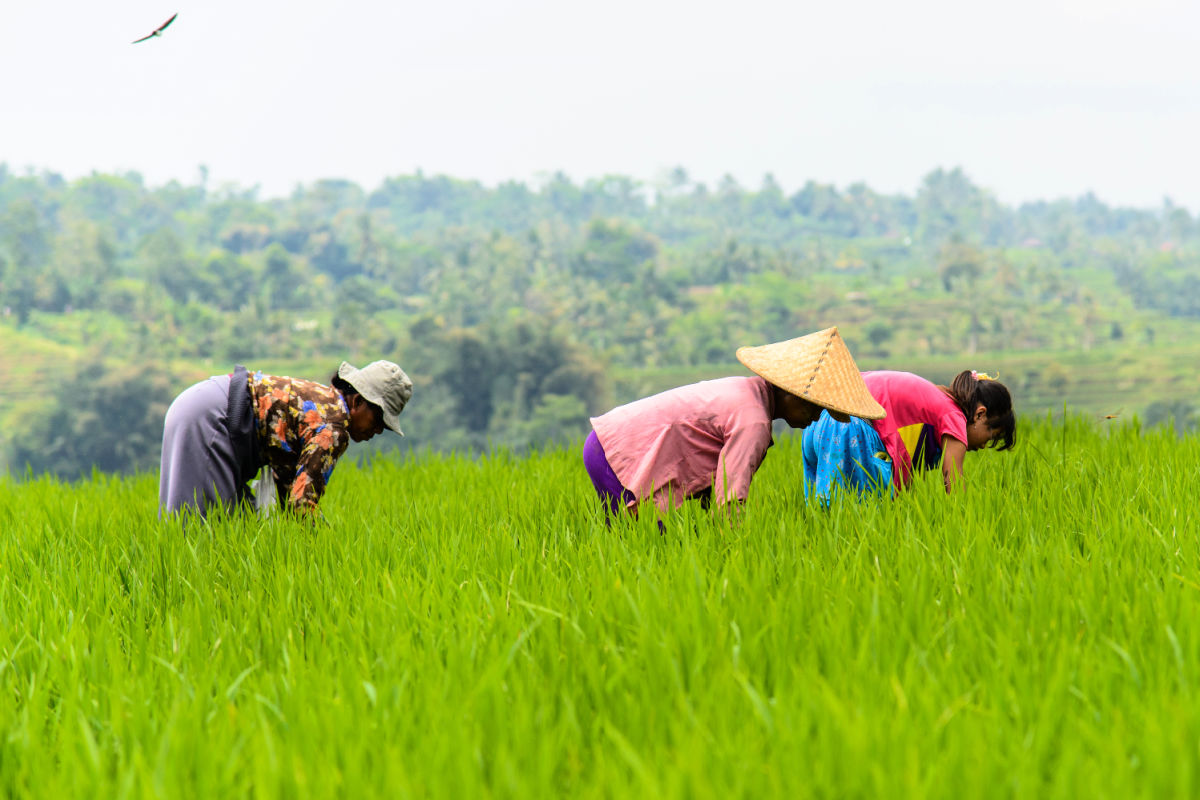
[{"left": 3, "top": 0, "right": 1199, "bottom": 209}]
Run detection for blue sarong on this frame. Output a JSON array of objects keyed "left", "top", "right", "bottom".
[{"left": 801, "top": 411, "right": 893, "bottom": 504}]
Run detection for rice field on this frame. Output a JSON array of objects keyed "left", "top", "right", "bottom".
[{"left": 1, "top": 415, "right": 1199, "bottom": 798}]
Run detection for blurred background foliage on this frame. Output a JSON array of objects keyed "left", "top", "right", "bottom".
[{"left": 2, "top": 164, "right": 1198, "bottom": 478}]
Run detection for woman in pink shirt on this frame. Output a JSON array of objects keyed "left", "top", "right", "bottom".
[
  {"left": 801, "top": 369, "right": 1015, "bottom": 503},
  {"left": 583, "top": 327, "right": 885, "bottom": 516}
]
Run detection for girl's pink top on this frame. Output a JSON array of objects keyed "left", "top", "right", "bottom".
[
  {"left": 590, "top": 376, "right": 775, "bottom": 511},
  {"left": 863, "top": 370, "right": 967, "bottom": 488}
]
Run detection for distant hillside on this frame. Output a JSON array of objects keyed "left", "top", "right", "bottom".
[{"left": 2, "top": 164, "right": 1198, "bottom": 476}]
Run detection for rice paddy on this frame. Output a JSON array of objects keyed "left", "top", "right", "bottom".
[{"left": 1, "top": 415, "right": 1198, "bottom": 798}]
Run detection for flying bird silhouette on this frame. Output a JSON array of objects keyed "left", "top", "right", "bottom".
[{"left": 132, "top": 13, "right": 178, "bottom": 44}]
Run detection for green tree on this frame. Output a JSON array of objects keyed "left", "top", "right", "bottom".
[
  {"left": 1142, "top": 400, "right": 1196, "bottom": 435},
  {"left": 10, "top": 360, "right": 175, "bottom": 480},
  {"left": 516, "top": 393, "right": 590, "bottom": 448},
  {"left": 259, "top": 243, "right": 310, "bottom": 309},
  {"left": 0, "top": 252, "right": 36, "bottom": 323},
  {"left": 937, "top": 235, "right": 986, "bottom": 292},
  {"left": 865, "top": 321, "right": 894, "bottom": 355},
  {"left": 430, "top": 327, "right": 498, "bottom": 434},
  {"left": 574, "top": 218, "right": 659, "bottom": 282},
  {"left": 916, "top": 167, "right": 999, "bottom": 246},
  {"left": 1, "top": 198, "right": 51, "bottom": 271},
  {"left": 51, "top": 216, "right": 117, "bottom": 308}
]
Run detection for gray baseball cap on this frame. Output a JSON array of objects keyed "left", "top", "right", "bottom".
[{"left": 337, "top": 360, "right": 413, "bottom": 435}]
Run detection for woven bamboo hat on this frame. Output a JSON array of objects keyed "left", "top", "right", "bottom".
[{"left": 736, "top": 326, "right": 885, "bottom": 420}]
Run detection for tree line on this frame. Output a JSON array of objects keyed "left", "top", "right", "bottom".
[{"left": 2, "top": 163, "right": 1197, "bottom": 478}]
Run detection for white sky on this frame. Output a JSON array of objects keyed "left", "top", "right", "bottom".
[{"left": 3, "top": 0, "right": 1200, "bottom": 209}]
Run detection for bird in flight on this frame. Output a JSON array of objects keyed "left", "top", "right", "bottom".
[{"left": 132, "top": 13, "right": 178, "bottom": 44}]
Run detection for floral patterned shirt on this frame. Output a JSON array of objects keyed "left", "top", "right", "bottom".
[{"left": 248, "top": 371, "right": 351, "bottom": 514}]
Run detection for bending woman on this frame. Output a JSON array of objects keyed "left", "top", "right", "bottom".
[
  {"left": 159, "top": 360, "right": 412, "bottom": 518},
  {"left": 584, "top": 327, "right": 885, "bottom": 516},
  {"left": 802, "top": 369, "right": 1015, "bottom": 503}
]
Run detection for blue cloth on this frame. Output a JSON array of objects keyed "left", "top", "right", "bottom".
[{"left": 801, "top": 411, "right": 893, "bottom": 504}]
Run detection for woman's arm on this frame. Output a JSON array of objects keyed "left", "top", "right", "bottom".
[
  {"left": 287, "top": 428, "right": 345, "bottom": 514},
  {"left": 941, "top": 434, "right": 966, "bottom": 493},
  {"left": 713, "top": 422, "right": 773, "bottom": 507}
]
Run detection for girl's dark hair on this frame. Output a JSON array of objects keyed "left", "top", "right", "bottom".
[{"left": 940, "top": 370, "right": 1016, "bottom": 451}]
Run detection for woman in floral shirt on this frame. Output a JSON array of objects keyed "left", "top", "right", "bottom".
[{"left": 159, "top": 360, "right": 412, "bottom": 518}]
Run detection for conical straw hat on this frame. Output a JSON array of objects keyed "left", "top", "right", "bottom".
[{"left": 736, "top": 326, "right": 885, "bottom": 420}]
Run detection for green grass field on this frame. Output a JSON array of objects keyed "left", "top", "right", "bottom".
[{"left": 2, "top": 417, "right": 1199, "bottom": 797}]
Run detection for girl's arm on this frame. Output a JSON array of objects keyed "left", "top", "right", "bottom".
[{"left": 941, "top": 435, "right": 967, "bottom": 493}]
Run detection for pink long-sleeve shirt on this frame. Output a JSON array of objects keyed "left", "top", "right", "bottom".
[{"left": 589, "top": 376, "right": 775, "bottom": 512}]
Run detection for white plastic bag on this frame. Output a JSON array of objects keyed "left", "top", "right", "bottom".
[{"left": 252, "top": 467, "right": 276, "bottom": 518}]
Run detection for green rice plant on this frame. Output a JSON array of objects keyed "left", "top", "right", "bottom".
[{"left": 1, "top": 416, "right": 1199, "bottom": 798}]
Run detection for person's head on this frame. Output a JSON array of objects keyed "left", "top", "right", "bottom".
[
  {"left": 941, "top": 370, "right": 1015, "bottom": 451},
  {"left": 331, "top": 360, "right": 413, "bottom": 443},
  {"left": 771, "top": 387, "right": 852, "bottom": 428},
  {"left": 736, "top": 326, "right": 885, "bottom": 429}
]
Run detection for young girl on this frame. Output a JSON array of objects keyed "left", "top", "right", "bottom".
[{"left": 802, "top": 369, "right": 1015, "bottom": 503}]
